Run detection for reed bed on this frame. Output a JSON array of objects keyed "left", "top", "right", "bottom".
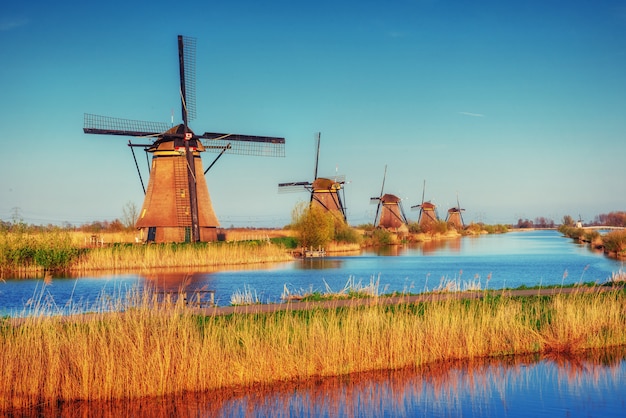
[
  {"left": 1, "top": 286, "right": 625, "bottom": 411},
  {"left": 0, "top": 230, "right": 294, "bottom": 276},
  {"left": 70, "top": 241, "right": 293, "bottom": 272}
]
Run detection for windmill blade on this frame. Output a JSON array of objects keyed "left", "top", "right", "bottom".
[
  {"left": 379, "top": 165, "right": 387, "bottom": 198},
  {"left": 279, "top": 181, "right": 311, "bottom": 187},
  {"left": 83, "top": 114, "right": 169, "bottom": 137},
  {"left": 203, "top": 143, "right": 232, "bottom": 175},
  {"left": 415, "top": 179, "right": 427, "bottom": 222},
  {"left": 199, "top": 132, "right": 285, "bottom": 157},
  {"left": 178, "top": 35, "right": 196, "bottom": 126},
  {"left": 313, "top": 132, "right": 321, "bottom": 180},
  {"left": 336, "top": 187, "right": 347, "bottom": 221},
  {"left": 399, "top": 202, "right": 409, "bottom": 224},
  {"left": 128, "top": 140, "right": 146, "bottom": 195},
  {"left": 372, "top": 166, "right": 388, "bottom": 227},
  {"left": 456, "top": 193, "right": 465, "bottom": 226},
  {"left": 278, "top": 181, "right": 312, "bottom": 193}
]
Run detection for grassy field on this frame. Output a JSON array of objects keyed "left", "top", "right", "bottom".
[
  {"left": 1, "top": 286, "right": 624, "bottom": 411},
  {"left": 0, "top": 229, "right": 295, "bottom": 276}
]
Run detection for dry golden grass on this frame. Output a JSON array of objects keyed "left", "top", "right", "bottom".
[
  {"left": 222, "top": 228, "right": 295, "bottom": 242},
  {"left": 1, "top": 287, "right": 624, "bottom": 411},
  {"left": 325, "top": 241, "right": 361, "bottom": 253},
  {"left": 71, "top": 241, "right": 294, "bottom": 272},
  {"left": 0, "top": 230, "right": 295, "bottom": 276},
  {"left": 67, "top": 231, "right": 138, "bottom": 246}
]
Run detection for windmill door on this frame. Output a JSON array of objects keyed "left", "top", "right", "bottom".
[{"left": 147, "top": 227, "right": 156, "bottom": 242}]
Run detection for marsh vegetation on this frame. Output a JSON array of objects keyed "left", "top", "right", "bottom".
[
  {"left": 0, "top": 285, "right": 624, "bottom": 411},
  {"left": 0, "top": 229, "right": 294, "bottom": 276}
]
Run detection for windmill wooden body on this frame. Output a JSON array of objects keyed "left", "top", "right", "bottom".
[
  {"left": 371, "top": 166, "right": 408, "bottom": 232},
  {"left": 278, "top": 133, "right": 347, "bottom": 222},
  {"left": 84, "top": 36, "right": 285, "bottom": 243},
  {"left": 411, "top": 180, "right": 439, "bottom": 230}
]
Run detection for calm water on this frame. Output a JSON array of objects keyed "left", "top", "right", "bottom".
[
  {"left": 3, "top": 230, "right": 625, "bottom": 417},
  {"left": 0, "top": 230, "right": 622, "bottom": 314},
  {"left": 26, "top": 350, "right": 626, "bottom": 417}
]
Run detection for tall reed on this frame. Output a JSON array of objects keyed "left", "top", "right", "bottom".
[
  {"left": 71, "top": 241, "right": 293, "bottom": 271},
  {"left": 1, "top": 230, "right": 293, "bottom": 274},
  {"left": 1, "top": 287, "right": 624, "bottom": 411}
]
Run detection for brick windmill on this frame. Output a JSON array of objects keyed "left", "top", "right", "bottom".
[
  {"left": 446, "top": 194, "right": 465, "bottom": 229},
  {"left": 370, "top": 165, "right": 408, "bottom": 231},
  {"left": 278, "top": 132, "right": 347, "bottom": 222},
  {"left": 411, "top": 180, "right": 439, "bottom": 229},
  {"left": 84, "top": 36, "right": 285, "bottom": 243}
]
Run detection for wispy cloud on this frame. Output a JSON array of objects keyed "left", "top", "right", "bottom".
[
  {"left": 0, "top": 17, "right": 29, "bottom": 31},
  {"left": 458, "top": 111, "right": 485, "bottom": 118},
  {"left": 387, "top": 31, "right": 406, "bottom": 39}
]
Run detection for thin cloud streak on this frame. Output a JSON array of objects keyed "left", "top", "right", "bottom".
[
  {"left": 459, "top": 111, "right": 485, "bottom": 117},
  {"left": 0, "top": 18, "right": 29, "bottom": 31}
]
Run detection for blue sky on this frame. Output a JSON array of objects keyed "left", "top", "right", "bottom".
[{"left": 1, "top": 0, "right": 625, "bottom": 227}]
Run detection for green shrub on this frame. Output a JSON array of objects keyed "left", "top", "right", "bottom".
[
  {"left": 371, "top": 228, "right": 393, "bottom": 245},
  {"left": 291, "top": 203, "right": 335, "bottom": 248},
  {"left": 334, "top": 220, "right": 362, "bottom": 244},
  {"left": 602, "top": 230, "right": 626, "bottom": 254}
]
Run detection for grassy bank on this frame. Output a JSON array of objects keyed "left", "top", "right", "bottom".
[
  {"left": 1, "top": 286, "right": 624, "bottom": 411},
  {"left": 559, "top": 225, "right": 626, "bottom": 258},
  {"left": 0, "top": 230, "right": 294, "bottom": 275},
  {"left": 71, "top": 241, "right": 293, "bottom": 272}
]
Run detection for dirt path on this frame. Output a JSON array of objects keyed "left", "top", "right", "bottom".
[{"left": 195, "top": 285, "right": 622, "bottom": 316}]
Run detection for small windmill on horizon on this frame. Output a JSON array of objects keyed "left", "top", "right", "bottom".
[
  {"left": 370, "top": 165, "right": 408, "bottom": 232},
  {"left": 83, "top": 35, "right": 285, "bottom": 243},
  {"left": 278, "top": 132, "right": 347, "bottom": 222}
]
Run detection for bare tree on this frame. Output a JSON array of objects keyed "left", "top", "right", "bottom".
[{"left": 122, "top": 201, "right": 139, "bottom": 230}]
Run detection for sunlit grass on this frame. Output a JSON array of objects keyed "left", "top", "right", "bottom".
[
  {"left": 0, "top": 229, "right": 294, "bottom": 275},
  {"left": 281, "top": 276, "right": 385, "bottom": 302},
  {"left": 72, "top": 241, "right": 293, "bottom": 272},
  {"left": 1, "top": 285, "right": 624, "bottom": 411}
]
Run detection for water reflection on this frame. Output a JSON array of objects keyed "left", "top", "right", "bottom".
[
  {"left": 2, "top": 230, "right": 623, "bottom": 312},
  {"left": 363, "top": 238, "right": 460, "bottom": 257},
  {"left": 22, "top": 348, "right": 626, "bottom": 417},
  {"left": 295, "top": 258, "right": 345, "bottom": 270}
]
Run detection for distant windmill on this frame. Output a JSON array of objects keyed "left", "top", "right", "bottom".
[
  {"left": 83, "top": 35, "right": 285, "bottom": 243},
  {"left": 445, "top": 194, "right": 465, "bottom": 229},
  {"left": 411, "top": 180, "right": 438, "bottom": 229},
  {"left": 278, "top": 132, "right": 347, "bottom": 222},
  {"left": 370, "top": 165, "right": 408, "bottom": 231}
]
